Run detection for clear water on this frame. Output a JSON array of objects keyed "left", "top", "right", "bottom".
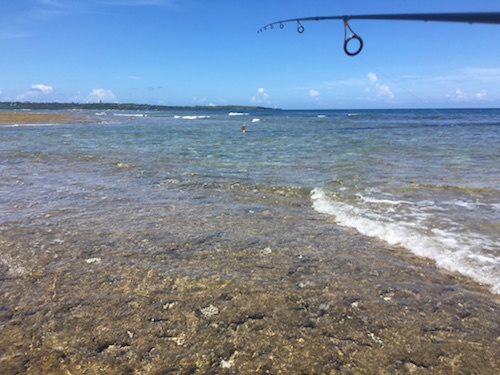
[{"left": 1, "top": 108, "right": 499, "bottom": 294}]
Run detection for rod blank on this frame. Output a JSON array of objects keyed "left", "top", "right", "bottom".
[
  {"left": 258, "top": 12, "right": 500, "bottom": 32},
  {"left": 258, "top": 12, "right": 500, "bottom": 56}
]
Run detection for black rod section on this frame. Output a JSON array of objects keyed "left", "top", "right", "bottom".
[{"left": 259, "top": 12, "right": 500, "bottom": 31}]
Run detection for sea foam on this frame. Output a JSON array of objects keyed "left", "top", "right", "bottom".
[{"left": 311, "top": 187, "right": 500, "bottom": 294}]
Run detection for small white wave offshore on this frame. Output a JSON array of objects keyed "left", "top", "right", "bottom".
[
  {"left": 113, "top": 113, "right": 145, "bottom": 117},
  {"left": 174, "top": 115, "right": 211, "bottom": 120},
  {"left": 311, "top": 187, "right": 500, "bottom": 294}
]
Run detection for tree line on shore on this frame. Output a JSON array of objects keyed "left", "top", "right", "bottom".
[{"left": 0, "top": 101, "right": 276, "bottom": 111}]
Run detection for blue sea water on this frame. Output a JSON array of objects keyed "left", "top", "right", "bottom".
[{"left": 1, "top": 108, "right": 499, "bottom": 294}]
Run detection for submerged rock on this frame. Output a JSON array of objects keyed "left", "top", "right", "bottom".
[{"left": 200, "top": 304, "right": 219, "bottom": 318}]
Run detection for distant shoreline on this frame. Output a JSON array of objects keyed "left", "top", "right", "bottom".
[
  {"left": 0, "top": 101, "right": 276, "bottom": 112},
  {"left": 0, "top": 102, "right": 278, "bottom": 125},
  {"left": 2, "top": 102, "right": 498, "bottom": 113}
]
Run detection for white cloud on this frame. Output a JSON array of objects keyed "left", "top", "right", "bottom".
[
  {"left": 16, "top": 84, "right": 54, "bottom": 100},
  {"left": 86, "top": 88, "right": 117, "bottom": 102},
  {"left": 455, "top": 89, "right": 466, "bottom": 100},
  {"left": 366, "top": 72, "right": 394, "bottom": 102},
  {"left": 377, "top": 85, "right": 394, "bottom": 101},
  {"left": 476, "top": 90, "right": 487, "bottom": 100},
  {"left": 455, "top": 89, "right": 467, "bottom": 102},
  {"left": 309, "top": 89, "right": 320, "bottom": 98},
  {"left": 30, "top": 84, "right": 53, "bottom": 94},
  {"left": 251, "top": 87, "right": 270, "bottom": 104},
  {"left": 367, "top": 72, "right": 377, "bottom": 84},
  {"left": 445, "top": 89, "right": 468, "bottom": 102}
]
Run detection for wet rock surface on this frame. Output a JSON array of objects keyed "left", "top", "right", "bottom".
[{"left": 1, "top": 190, "right": 499, "bottom": 374}]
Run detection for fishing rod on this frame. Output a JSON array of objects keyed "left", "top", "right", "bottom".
[{"left": 258, "top": 12, "right": 500, "bottom": 56}]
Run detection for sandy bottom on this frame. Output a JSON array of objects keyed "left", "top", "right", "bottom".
[
  {"left": 1, "top": 187, "right": 499, "bottom": 374},
  {"left": 0, "top": 112, "right": 85, "bottom": 125}
]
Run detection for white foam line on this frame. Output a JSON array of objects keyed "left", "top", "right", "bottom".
[
  {"left": 356, "top": 194, "right": 413, "bottom": 206},
  {"left": 311, "top": 187, "right": 500, "bottom": 295}
]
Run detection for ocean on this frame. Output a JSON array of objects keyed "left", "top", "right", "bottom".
[
  {"left": 1, "top": 108, "right": 499, "bottom": 373},
  {"left": 2, "top": 108, "right": 498, "bottom": 293}
]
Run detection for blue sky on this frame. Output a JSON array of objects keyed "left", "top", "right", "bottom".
[{"left": 1, "top": 0, "right": 499, "bottom": 109}]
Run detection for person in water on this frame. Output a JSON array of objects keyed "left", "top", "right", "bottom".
[{"left": 242, "top": 123, "right": 246, "bottom": 133}]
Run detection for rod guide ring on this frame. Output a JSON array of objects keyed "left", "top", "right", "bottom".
[{"left": 344, "top": 34, "right": 363, "bottom": 56}]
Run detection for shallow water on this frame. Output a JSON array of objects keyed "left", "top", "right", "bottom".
[
  {"left": 1, "top": 109, "right": 499, "bottom": 373},
  {"left": 2, "top": 108, "right": 499, "bottom": 292}
]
